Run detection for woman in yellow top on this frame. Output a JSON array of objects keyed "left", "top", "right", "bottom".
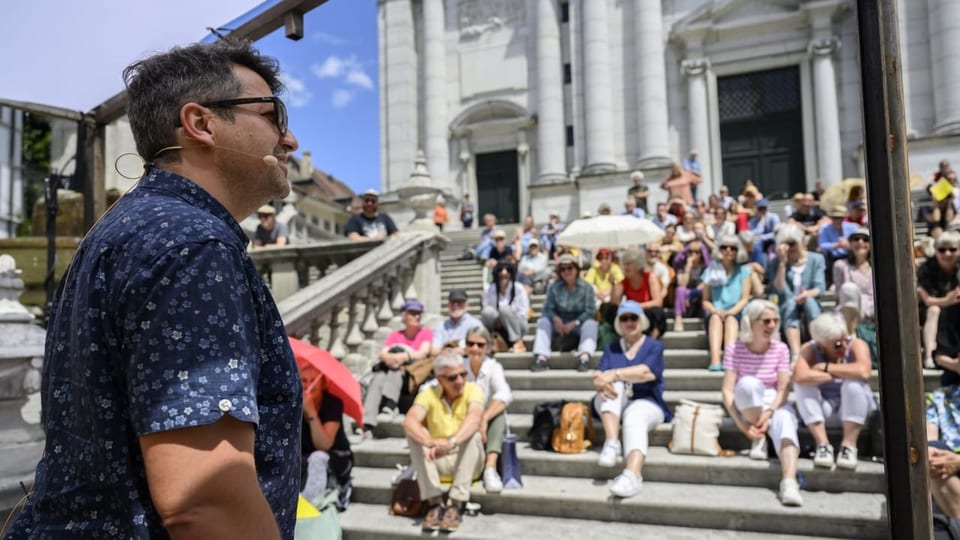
[{"left": 583, "top": 248, "right": 624, "bottom": 323}]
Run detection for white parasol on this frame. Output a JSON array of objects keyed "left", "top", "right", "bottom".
[{"left": 556, "top": 215, "right": 665, "bottom": 250}]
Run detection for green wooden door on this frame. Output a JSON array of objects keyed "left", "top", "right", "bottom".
[
  {"left": 475, "top": 150, "right": 520, "bottom": 224},
  {"left": 719, "top": 67, "right": 806, "bottom": 200}
]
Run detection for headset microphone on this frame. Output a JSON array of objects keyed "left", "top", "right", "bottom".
[{"left": 262, "top": 154, "right": 279, "bottom": 166}]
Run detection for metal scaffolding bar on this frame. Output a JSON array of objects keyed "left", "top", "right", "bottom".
[{"left": 855, "top": 1, "right": 932, "bottom": 537}]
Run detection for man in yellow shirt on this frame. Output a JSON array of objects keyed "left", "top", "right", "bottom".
[{"left": 402, "top": 352, "right": 484, "bottom": 533}]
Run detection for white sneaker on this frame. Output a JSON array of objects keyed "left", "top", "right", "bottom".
[
  {"left": 813, "top": 444, "right": 835, "bottom": 468},
  {"left": 483, "top": 467, "right": 503, "bottom": 493},
  {"left": 779, "top": 478, "right": 804, "bottom": 507},
  {"left": 609, "top": 470, "right": 643, "bottom": 498},
  {"left": 835, "top": 446, "right": 859, "bottom": 470},
  {"left": 924, "top": 357, "right": 937, "bottom": 370},
  {"left": 376, "top": 407, "right": 398, "bottom": 423},
  {"left": 598, "top": 440, "right": 621, "bottom": 468},
  {"left": 749, "top": 437, "right": 768, "bottom": 460}
]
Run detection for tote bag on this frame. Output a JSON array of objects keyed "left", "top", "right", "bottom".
[{"left": 669, "top": 399, "right": 725, "bottom": 456}]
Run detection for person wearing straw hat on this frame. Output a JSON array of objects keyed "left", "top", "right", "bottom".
[
  {"left": 531, "top": 254, "right": 598, "bottom": 372},
  {"left": 592, "top": 300, "right": 670, "bottom": 498},
  {"left": 253, "top": 204, "right": 288, "bottom": 247},
  {"left": 818, "top": 204, "right": 859, "bottom": 289}
]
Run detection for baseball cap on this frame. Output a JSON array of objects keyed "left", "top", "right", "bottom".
[
  {"left": 401, "top": 299, "right": 424, "bottom": 313},
  {"left": 257, "top": 205, "right": 276, "bottom": 215},
  {"left": 849, "top": 227, "right": 870, "bottom": 241},
  {"left": 448, "top": 289, "right": 468, "bottom": 302},
  {"left": 757, "top": 198, "right": 769, "bottom": 208},
  {"left": 614, "top": 300, "right": 650, "bottom": 335},
  {"left": 361, "top": 189, "right": 379, "bottom": 199},
  {"left": 529, "top": 238, "right": 540, "bottom": 246}
]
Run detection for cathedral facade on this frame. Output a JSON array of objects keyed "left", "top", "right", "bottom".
[{"left": 378, "top": 0, "right": 960, "bottom": 226}]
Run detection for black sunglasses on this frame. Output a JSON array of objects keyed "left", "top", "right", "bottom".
[
  {"left": 444, "top": 371, "right": 467, "bottom": 382},
  {"left": 465, "top": 340, "right": 487, "bottom": 348},
  {"left": 619, "top": 314, "right": 639, "bottom": 322},
  {"left": 832, "top": 339, "right": 846, "bottom": 350},
  {"left": 720, "top": 245, "right": 738, "bottom": 252},
  {"left": 558, "top": 265, "right": 577, "bottom": 272},
  {"left": 939, "top": 247, "right": 959, "bottom": 254},
  {"left": 201, "top": 96, "right": 288, "bottom": 139}
]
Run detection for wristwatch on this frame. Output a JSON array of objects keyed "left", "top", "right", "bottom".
[{"left": 448, "top": 436, "right": 458, "bottom": 447}]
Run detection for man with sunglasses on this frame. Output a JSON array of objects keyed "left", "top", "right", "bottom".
[
  {"left": 402, "top": 352, "right": 485, "bottom": 533},
  {"left": 345, "top": 189, "right": 399, "bottom": 240},
  {"left": 252, "top": 204, "right": 288, "bottom": 247},
  {"left": 918, "top": 231, "right": 960, "bottom": 370},
  {"left": 8, "top": 42, "right": 300, "bottom": 539}
]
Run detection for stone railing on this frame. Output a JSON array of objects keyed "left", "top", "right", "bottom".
[
  {"left": 248, "top": 238, "right": 386, "bottom": 301},
  {"left": 276, "top": 231, "right": 448, "bottom": 374}
]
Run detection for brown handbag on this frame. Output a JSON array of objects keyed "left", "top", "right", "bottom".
[
  {"left": 403, "top": 357, "right": 435, "bottom": 394},
  {"left": 389, "top": 478, "right": 426, "bottom": 517}
]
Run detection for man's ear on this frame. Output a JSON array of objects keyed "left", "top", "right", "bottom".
[{"left": 178, "top": 102, "right": 216, "bottom": 147}]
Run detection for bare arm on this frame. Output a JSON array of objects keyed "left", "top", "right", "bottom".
[
  {"left": 792, "top": 345, "right": 832, "bottom": 385},
  {"left": 402, "top": 404, "right": 434, "bottom": 447},
  {"left": 140, "top": 416, "right": 281, "bottom": 540},
  {"left": 826, "top": 339, "right": 872, "bottom": 382},
  {"left": 347, "top": 232, "right": 365, "bottom": 241}
]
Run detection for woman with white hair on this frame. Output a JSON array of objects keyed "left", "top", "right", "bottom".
[
  {"left": 612, "top": 248, "right": 667, "bottom": 338},
  {"left": 720, "top": 299, "right": 803, "bottom": 506},
  {"left": 918, "top": 230, "right": 960, "bottom": 369},
  {"left": 769, "top": 223, "right": 826, "bottom": 356},
  {"left": 592, "top": 301, "right": 671, "bottom": 498},
  {"left": 461, "top": 326, "right": 513, "bottom": 493},
  {"left": 793, "top": 312, "right": 875, "bottom": 471},
  {"left": 702, "top": 235, "right": 754, "bottom": 371}
]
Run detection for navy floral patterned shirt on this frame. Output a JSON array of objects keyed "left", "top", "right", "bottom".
[{"left": 7, "top": 168, "right": 302, "bottom": 539}]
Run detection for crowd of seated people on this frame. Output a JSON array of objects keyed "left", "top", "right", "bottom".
[{"left": 360, "top": 159, "right": 960, "bottom": 523}]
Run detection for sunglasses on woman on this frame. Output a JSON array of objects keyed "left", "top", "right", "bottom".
[
  {"left": 619, "top": 314, "right": 639, "bottom": 322},
  {"left": 720, "top": 245, "right": 738, "bottom": 252},
  {"left": 938, "top": 247, "right": 959, "bottom": 254},
  {"left": 465, "top": 340, "right": 487, "bottom": 348}
]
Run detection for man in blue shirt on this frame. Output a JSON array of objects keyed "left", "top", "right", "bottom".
[
  {"left": 749, "top": 198, "right": 781, "bottom": 251},
  {"left": 8, "top": 41, "right": 301, "bottom": 539},
  {"left": 818, "top": 205, "right": 859, "bottom": 288},
  {"left": 682, "top": 150, "right": 702, "bottom": 200}
]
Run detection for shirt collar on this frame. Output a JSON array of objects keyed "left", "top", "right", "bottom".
[{"left": 137, "top": 166, "right": 248, "bottom": 245}]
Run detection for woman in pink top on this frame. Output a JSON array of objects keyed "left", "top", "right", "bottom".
[
  {"left": 720, "top": 299, "right": 803, "bottom": 507},
  {"left": 361, "top": 299, "right": 434, "bottom": 435}
]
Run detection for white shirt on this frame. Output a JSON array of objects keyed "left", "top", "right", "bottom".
[
  {"left": 483, "top": 281, "right": 530, "bottom": 321},
  {"left": 464, "top": 356, "right": 513, "bottom": 406}
]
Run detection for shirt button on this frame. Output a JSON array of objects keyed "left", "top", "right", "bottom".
[{"left": 219, "top": 399, "right": 233, "bottom": 412}]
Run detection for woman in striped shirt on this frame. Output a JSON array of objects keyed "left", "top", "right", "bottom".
[{"left": 720, "top": 299, "right": 803, "bottom": 507}]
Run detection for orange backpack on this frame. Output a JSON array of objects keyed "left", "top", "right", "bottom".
[{"left": 551, "top": 402, "right": 597, "bottom": 454}]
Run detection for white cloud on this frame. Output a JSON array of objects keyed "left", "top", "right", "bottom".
[
  {"left": 345, "top": 69, "right": 373, "bottom": 90},
  {"left": 313, "top": 31, "right": 347, "bottom": 46},
  {"left": 312, "top": 55, "right": 374, "bottom": 90},
  {"left": 312, "top": 56, "right": 344, "bottom": 79},
  {"left": 332, "top": 89, "right": 354, "bottom": 108},
  {"left": 278, "top": 73, "right": 313, "bottom": 108}
]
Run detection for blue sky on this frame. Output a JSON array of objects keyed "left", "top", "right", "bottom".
[
  {"left": 250, "top": 1, "right": 381, "bottom": 194},
  {"left": 0, "top": 0, "right": 380, "bottom": 195}
]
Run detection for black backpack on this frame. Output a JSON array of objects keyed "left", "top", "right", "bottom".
[{"left": 529, "top": 400, "right": 567, "bottom": 451}]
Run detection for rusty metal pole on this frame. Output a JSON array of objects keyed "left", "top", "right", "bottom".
[{"left": 855, "top": 1, "right": 932, "bottom": 538}]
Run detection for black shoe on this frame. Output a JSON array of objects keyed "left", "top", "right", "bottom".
[
  {"left": 577, "top": 354, "right": 592, "bottom": 372},
  {"left": 530, "top": 356, "right": 550, "bottom": 372},
  {"left": 422, "top": 503, "right": 445, "bottom": 532}
]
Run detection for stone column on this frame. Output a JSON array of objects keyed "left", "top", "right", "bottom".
[
  {"left": 422, "top": 0, "right": 450, "bottom": 191},
  {"left": 928, "top": 0, "right": 960, "bottom": 134},
  {"left": 633, "top": 0, "right": 671, "bottom": 168},
  {"left": 381, "top": 0, "right": 418, "bottom": 192},
  {"left": 581, "top": 0, "right": 616, "bottom": 174},
  {"left": 809, "top": 38, "right": 843, "bottom": 185},
  {"left": 681, "top": 58, "right": 712, "bottom": 194},
  {"left": 535, "top": 0, "right": 566, "bottom": 183}
]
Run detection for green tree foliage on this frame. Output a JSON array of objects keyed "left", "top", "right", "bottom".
[{"left": 16, "top": 112, "right": 51, "bottom": 236}]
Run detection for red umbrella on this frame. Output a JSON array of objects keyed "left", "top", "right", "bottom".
[{"left": 289, "top": 338, "right": 363, "bottom": 426}]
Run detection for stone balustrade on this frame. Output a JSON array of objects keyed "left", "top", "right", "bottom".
[{"left": 275, "top": 231, "right": 448, "bottom": 374}]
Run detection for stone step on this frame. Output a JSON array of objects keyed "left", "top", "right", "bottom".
[
  {"left": 494, "top": 349, "right": 710, "bottom": 370},
  {"left": 370, "top": 415, "right": 877, "bottom": 454},
  {"left": 338, "top": 502, "right": 845, "bottom": 540},
  {"left": 515, "top": 330, "right": 708, "bottom": 350},
  {"left": 502, "top": 368, "right": 943, "bottom": 394},
  {"left": 350, "top": 438, "right": 885, "bottom": 494},
  {"left": 347, "top": 467, "right": 887, "bottom": 539},
  {"left": 505, "top": 389, "right": 720, "bottom": 414}
]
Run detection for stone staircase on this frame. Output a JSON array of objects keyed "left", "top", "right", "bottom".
[{"left": 339, "top": 227, "right": 931, "bottom": 539}]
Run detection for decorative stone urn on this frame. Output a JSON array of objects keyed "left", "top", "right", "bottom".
[
  {"left": 396, "top": 150, "right": 444, "bottom": 232},
  {"left": 0, "top": 254, "right": 45, "bottom": 512}
]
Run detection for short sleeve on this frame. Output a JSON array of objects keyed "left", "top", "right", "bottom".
[
  {"left": 775, "top": 342, "right": 791, "bottom": 372},
  {"left": 344, "top": 215, "right": 362, "bottom": 236},
  {"left": 722, "top": 342, "right": 738, "bottom": 371},
  {"left": 121, "top": 241, "right": 262, "bottom": 435},
  {"left": 414, "top": 386, "right": 437, "bottom": 410},
  {"left": 464, "top": 383, "right": 484, "bottom": 405}
]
